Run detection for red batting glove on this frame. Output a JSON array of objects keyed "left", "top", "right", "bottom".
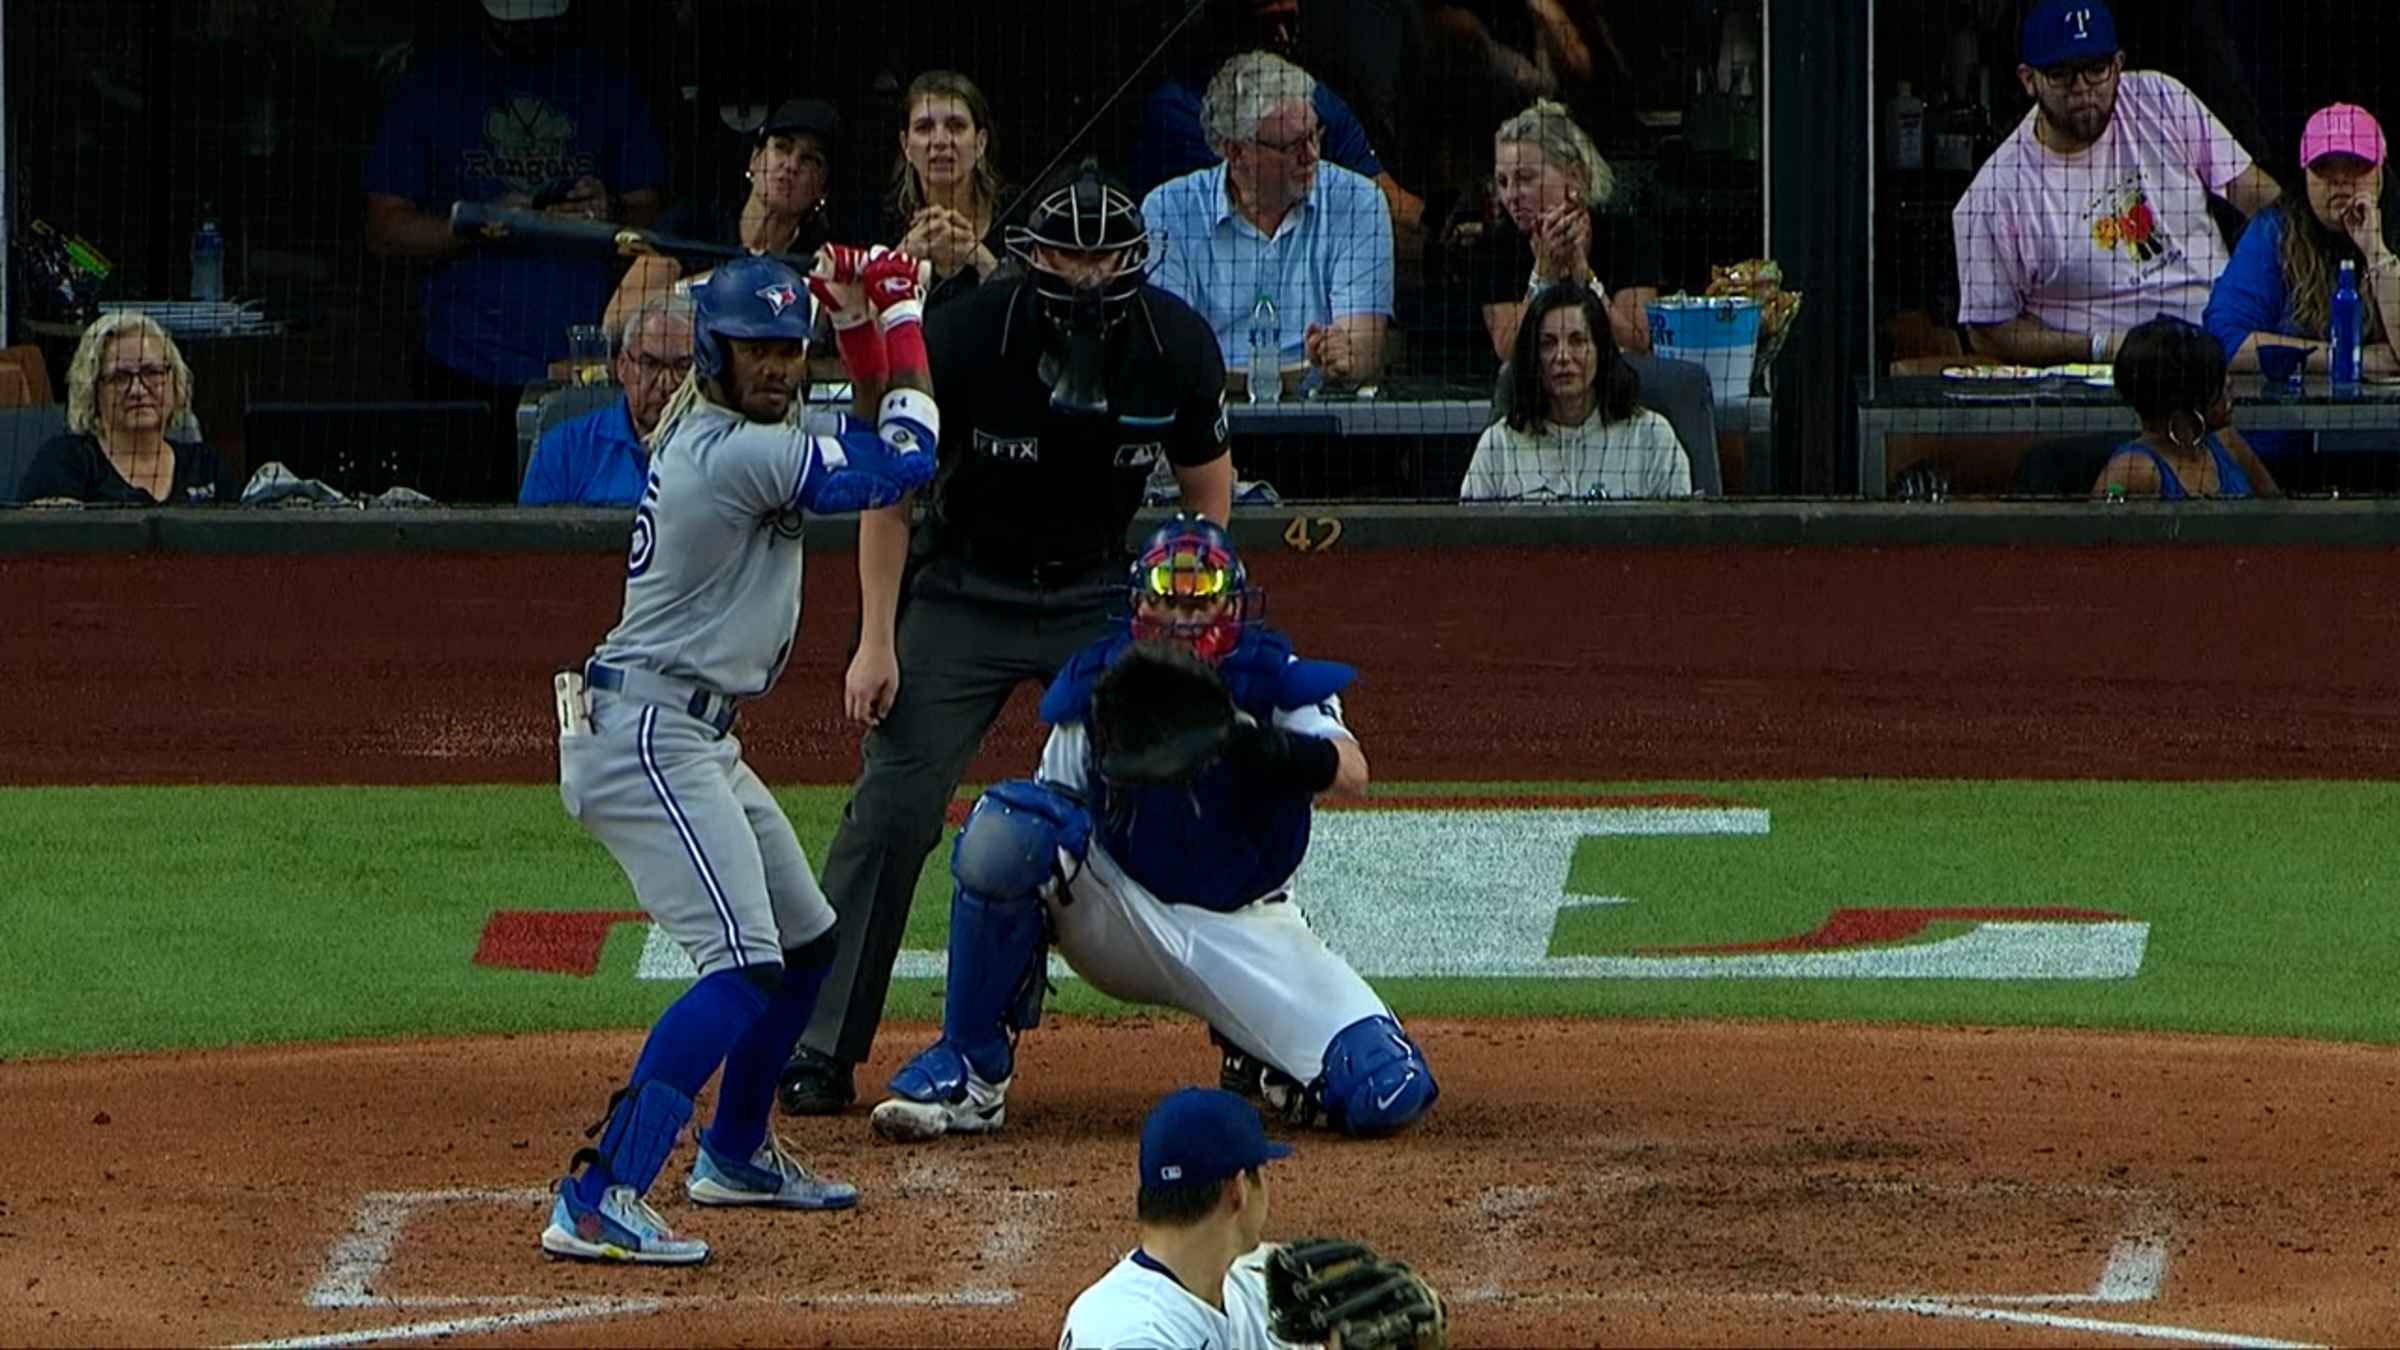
[{"left": 863, "top": 248, "right": 929, "bottom": 374}]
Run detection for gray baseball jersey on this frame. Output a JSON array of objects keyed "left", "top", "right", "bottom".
[
  {"left": 593, "top": 401, "right": 850, "bottom": 699},
  {"left": 563, "top": 389, "right": 938, "bottom": 974}
]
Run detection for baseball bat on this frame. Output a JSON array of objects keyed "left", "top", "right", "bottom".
[{"left": 446, "top": 201, "right": 815, "bottom": 273}]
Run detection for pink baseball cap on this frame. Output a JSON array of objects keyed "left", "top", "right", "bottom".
[{"left": 2302, "top": 104, "right": 2386, "bottom": 169}]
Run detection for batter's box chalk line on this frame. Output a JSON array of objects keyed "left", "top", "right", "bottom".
[
  {"left": 1448, "top": 1180, "right": 2323, "bottom": 1350},
  {"left": 226, "top": 1185, "right": 1023, "bottom": 1350}
]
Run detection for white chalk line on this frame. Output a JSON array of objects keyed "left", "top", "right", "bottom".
[{"left": 248, "top": 1179, "right": 2310, "bottom": 1350}]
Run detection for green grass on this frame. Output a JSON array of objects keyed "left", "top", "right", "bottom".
[{"left": 6, "top": 781, "right": 2398, "bottom": 1060}]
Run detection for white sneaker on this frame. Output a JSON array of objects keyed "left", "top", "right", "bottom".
[
  {"left": 686, "top": 1134, "right": 859, "bottom": 1210},
  {"left": 870, "top": 1067, "right": 1011, "bottom": 1142},
  {"left": 539, "top": 1179, "right": 710, "bottom": 1265}
]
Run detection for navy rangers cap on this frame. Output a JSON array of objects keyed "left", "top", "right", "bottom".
[
  {"left": 758, "top": 98, "right": 839, "bottom": 144},
  {"left": 2021, "top": 1, "right": 2118, "bottom": 68},
  {"left": 1139, "top": 1088, "right": 1292, "bottom": 1188}
]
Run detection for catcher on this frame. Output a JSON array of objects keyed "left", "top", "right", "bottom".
[
  {"left": 869, "top": 514, "right": 1439, "bottom": 1142},
  {"left": 1058, "top": 1087, "right": 1445, "bottom": 1350}
]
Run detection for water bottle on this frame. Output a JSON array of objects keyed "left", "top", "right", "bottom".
[
  {"left": 190, "top": 214, "right": 226, "bottom": 303},
  {"left": 1247, "top": 290, "right": 1281, "bottom": 405},
  {"left": 2330, "top": 259, "right": 2362, "bottom": 398}
]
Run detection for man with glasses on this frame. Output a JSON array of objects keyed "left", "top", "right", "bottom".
[
  {"left": 520, "top": 296, "right": 695, "bottom": 506},
  {"left": 1142, "top": 50, "right": 1395, "bottom": 396},
  {"left": 1953, "top": 0, "right": 2280, "bottom": 367}
]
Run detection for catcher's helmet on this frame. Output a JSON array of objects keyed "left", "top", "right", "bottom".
[
  {"left": 1005, "top": 159, "right": 1151, "bottom": 327},
  {"left": 1128, "top": 514, "right": 1250, "bottom": 663},
  {"left": 692, "top": 253, "right": 815, "bottom": 380}
]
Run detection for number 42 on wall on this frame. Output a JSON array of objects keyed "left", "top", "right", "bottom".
[{"left": 1282, "top": 515, "right": 1344, "bottom": 553}]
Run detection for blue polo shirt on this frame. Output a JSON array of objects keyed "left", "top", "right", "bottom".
[
  {"left": 1140, "top": 162, "right": 1394, "bottom": 369},
  {"left": 1129, "top": 79, "right": 1385, "bottom": 197},
  {"left": 520, "top": 396, "right": 649, "bottom": 506}
]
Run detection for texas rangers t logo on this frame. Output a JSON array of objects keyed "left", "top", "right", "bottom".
[{"left": 755, "top": 282, "right": 802, "bottom": 315}]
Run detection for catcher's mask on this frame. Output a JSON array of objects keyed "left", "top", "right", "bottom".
[
  {"left": 1006, "top": 158, "right": 1150, "bottom": 416},
  {"left": 1128, "top": 514, "right": 1252, "bottom": 663}
]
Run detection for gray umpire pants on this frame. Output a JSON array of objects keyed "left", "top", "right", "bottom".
[{"left": 800, "top": 548, "right": 1121, "bottom": 1066}]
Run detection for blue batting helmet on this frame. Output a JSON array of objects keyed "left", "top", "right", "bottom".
[{"left": 692, "top": 254, "right": 816, "bottom": 380}]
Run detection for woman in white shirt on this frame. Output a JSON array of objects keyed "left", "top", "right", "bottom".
[{"left": 1460, "top": 282, "right": 1691, "bottom": 501}]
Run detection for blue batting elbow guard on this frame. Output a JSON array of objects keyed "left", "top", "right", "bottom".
[{"left": 802, "top": 389, "right": 938, "bottom": 513}]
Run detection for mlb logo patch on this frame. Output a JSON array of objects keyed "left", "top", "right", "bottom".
[
  {"left": 755, "top": 282, "right": 802, "bottom": 316},
  {"left": 1158, "top": 1165, "right": 1183, "bottom": 1182}
]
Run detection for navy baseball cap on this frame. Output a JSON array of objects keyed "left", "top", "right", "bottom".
[
  {"left": 2022, "top": 1, "right": 2119, "bottom": 68},
  {"left": 1139, "top": 1088, "right": 1293, "bottom": 1188}
]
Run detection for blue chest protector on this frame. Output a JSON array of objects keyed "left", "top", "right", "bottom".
[{"left": 1039, "top": 627, "right": 1355, "bottom": 912}]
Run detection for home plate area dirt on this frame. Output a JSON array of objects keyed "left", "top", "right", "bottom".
[{"left": 5, "top": 1018, "right": 2396, "bottom": 1347}]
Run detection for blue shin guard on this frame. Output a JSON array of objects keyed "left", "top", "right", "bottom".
[
  {"left": 935, "top": 781, "right": 1089, "bottom": 1081},
  {"left": 574, "top": 968, "right": 767, "bottom": 1204}
]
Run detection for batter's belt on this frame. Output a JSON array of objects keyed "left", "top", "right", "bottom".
[{"left": 584, "top": 661, "right": 740, "bottom": 736}]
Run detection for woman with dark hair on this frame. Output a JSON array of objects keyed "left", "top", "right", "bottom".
[
  {"left": 2094, "top": 316, "right": 2279, "bottom": 499},
  {"left": 1459, "top": 282, "right": 1687, "bottom": 500},
  {"left": 2204, "top": 103, "right": 2400, "bottom": 376},
  {"left": 887, "top": 70, "right": 1014, "bottom": 309}
]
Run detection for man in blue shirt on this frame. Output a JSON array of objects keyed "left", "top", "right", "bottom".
[
  {"left": 521, "top": 296, "right": 692, "bottom": 506},
  {"left": 1140, "top": 50, "right": 1395, "bottom": 395},
  {"left": 363, "top": 0, "right": 667, "bottom": 499},
  {"left": 1131, "top": 0, "right": 1423, "bottom": 232}
]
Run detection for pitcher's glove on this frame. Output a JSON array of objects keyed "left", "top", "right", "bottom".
[
  {"left": 1265, "top": 1238, "right": 1447, "bottom": 1350},
  {"left": 1087, "top": 641, "right": 1236, "bottom": 788}
]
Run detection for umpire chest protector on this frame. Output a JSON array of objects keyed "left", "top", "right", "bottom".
[{"left": 922, "top": 280, "right": 1228, "bottom": 568}]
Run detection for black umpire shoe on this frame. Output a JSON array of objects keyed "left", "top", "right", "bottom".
[{"left": 777, "top": 1044, "right": 857, "bottom": 1116}]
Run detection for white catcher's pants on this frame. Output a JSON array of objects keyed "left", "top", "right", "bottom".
[{"left": 1045, "top": 840, "right": 1391, "bottom": 1084}]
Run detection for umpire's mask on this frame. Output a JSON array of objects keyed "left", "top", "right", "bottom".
[{"left": 1007, "top": 160, "right": 1151, "bottom": 417}]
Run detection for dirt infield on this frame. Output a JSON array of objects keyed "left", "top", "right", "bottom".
[
  {"left": 6, "top": 1019, "right": 2395, "bottom": 1348},
  {"left": 9, "top": 545, "right": 2400, "bottom": 786},
  {"left": 6, "top": 545, "right": 2399, "bottom": 1345}
]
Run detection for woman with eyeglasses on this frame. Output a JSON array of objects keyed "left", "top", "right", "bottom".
[{"left": 18, "top": 311, "right": 234, "bottom": 506}]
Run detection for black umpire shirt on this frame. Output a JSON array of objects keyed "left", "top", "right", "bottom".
[{"left": 922, "top": 277, "right": 1227, "bottom": 568}]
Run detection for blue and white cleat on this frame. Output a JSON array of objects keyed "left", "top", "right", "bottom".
[
  {"left": 870, "top": 1040, "right": 1012, "bottom": 1142},
  {"left": 686, "top": 1134, "right": 860, "bottom": 1210},
  {"left": 539, "top": 1178, "right": 710, "bottom": 1265}
]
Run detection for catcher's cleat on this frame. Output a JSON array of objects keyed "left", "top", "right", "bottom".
[
  {"left": 1214, "top": 1033, "right": 1331, "bottom": 1129},
  {"left": 872, "top": 1041, "right": 1012, "bottom": 1142},
  {"left": 777, "top": 1044, "right": 857, "bottom": 1117},
  {"left": 687, "top": 1134, "right": 859, "bottom": 1210},
  {"left": 539, "top": 1178, "right": 709, "bottom": 1265}
]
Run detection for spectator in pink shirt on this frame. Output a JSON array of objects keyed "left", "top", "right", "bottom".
[{"left": 1952, "top": 0, "right": 2281, "bottom": 367}]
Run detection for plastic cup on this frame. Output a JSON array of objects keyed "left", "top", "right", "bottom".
[
  {"left": 568, "top": 325, "right": 612, "bottom": 386},
  {"left": 2256, "top": 343, "right": 2308, "bottom": 396}
]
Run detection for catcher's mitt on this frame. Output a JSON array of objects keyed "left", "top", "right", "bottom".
[
  {"left": 1087, "top": 641, "right": 1236, "bottom": 787},
  {"left": 1266, "top": 1238, "right": 1446, "bottom": 1350}
]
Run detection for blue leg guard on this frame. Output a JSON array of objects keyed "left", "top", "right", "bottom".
[
  {"left": 1319, "top": 1015, "right": 1439, "bottom": 1136},
  {"left": 574, "top": 969, "right": 766, "bottom": 1203},
  {"left": 917, "top": 780, "right": 1089, "bottom": 1086}
]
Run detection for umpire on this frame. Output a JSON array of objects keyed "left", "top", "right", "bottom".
[{"left": 780, "top": 160, "right": 1232, "bottom": 1113}]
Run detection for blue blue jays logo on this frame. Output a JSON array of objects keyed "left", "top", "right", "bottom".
[{"left": 755, "top": 282, "right": 802, "bottom": 315}]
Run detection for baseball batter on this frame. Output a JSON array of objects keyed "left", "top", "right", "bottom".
[
  {"left": 537, "top": 246, "right": 938, "bottom": 1265},
  {"left": 870, "top": 516, "right": 1438, "bottom": 1144}
]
